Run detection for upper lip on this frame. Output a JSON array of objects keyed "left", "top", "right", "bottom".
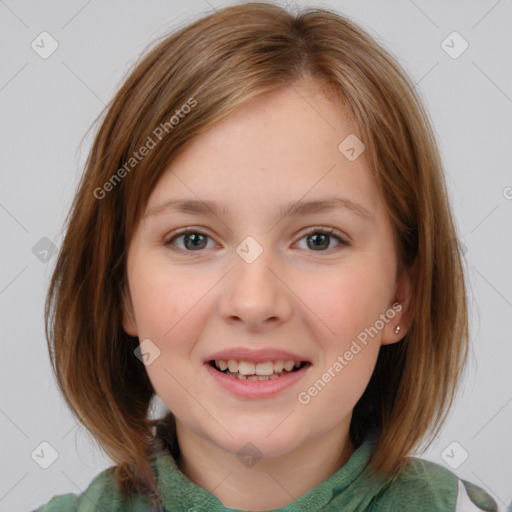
[{"left": 205, "top": 347, "right": 310, "bottom": 364}]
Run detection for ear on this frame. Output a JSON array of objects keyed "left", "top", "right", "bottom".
[
  {"left": 381, "top": 263, "right": 413, "bottom": 346},
  {"left": 121, "top": 285, "right": 139, "bottom": 337}
]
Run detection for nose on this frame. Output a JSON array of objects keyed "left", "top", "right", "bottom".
[{"left": 218, "top": 241, "right": 292, "bottom": 333}]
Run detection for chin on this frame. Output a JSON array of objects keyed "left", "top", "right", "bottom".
[{"left": 199, "top": 419, "right": 307, "bottom": 460}]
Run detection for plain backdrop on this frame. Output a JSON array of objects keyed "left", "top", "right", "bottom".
[{"left": 1, "top": 1, "right": 511, "bottom": 510}]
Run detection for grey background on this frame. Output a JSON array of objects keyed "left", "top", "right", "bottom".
[{"left": 1, "top": 0, "right": 511, "bottom": 510}]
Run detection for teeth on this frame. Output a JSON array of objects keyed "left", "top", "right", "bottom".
[
  {"left": 224, "top": 371, "right": 285, "bottom": 381},
  {"left": 283, "top": 360, "right": 295, "bottom": 372},
  {"left": 255, "top": 361, "right": 274, "bottom": 375},
  {"left": 238, "top": 361, "right": 256, "bottom": 375},
  {"left": 273, "top": 360, "right": 284, "bottom": 372},
  {"left": 214, "top": 359, "right": 303, "bottom": 376},
  {"left": 216, "top": 360, "right": 228, "bottom": 371}
]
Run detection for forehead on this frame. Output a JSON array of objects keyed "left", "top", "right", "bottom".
[{"left": 146, "top": 79, "right": 382, "bottom": 221}]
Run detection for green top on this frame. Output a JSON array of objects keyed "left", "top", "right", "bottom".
[{"left": 34, "top": 436, "right": 498, "bottom": 512}]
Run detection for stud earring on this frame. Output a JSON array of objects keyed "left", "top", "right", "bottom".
[{"left": 394, "top": 325, "right": 401, "bottom": 334}]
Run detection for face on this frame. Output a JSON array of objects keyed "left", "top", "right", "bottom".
[{"left": 123, "top": 78, "right": 411, "bottom": 460}]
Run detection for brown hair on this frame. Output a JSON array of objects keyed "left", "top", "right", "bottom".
[{"left": 45, "top": 1, "right": 468, "bottom": 506}]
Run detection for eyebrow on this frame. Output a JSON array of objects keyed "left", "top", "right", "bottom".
[{"left": 144, "top": 197, "right": 373, "bottom": 221}]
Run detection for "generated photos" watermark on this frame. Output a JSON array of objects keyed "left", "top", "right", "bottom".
[
  {"left": 94, "top": 97, "right": 197, "bottom": 200},
  {"left": 297, "top": 302, "right": 402, "bottom": 405}
]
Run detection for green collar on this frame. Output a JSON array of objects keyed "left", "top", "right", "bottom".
[{"left": 151, "top": 437, "right": 389, "bottom": 511}]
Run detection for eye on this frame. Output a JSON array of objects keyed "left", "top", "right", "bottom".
[
  {"left": 295, "top": 227, "right": 348, "bottom": 252},
  {"left": 165, "top": 229, "right": 216, "bottom": 253},
  {"left": 164, "top": 227, "right": 349, "bottom": 254}
]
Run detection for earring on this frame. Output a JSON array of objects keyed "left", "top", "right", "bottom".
[{"left": 394, "top": 325, "right": 401, "bottom": 334}]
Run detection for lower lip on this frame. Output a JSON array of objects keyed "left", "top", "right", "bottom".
[{"left": 204, "top": 363, "right": 310, "bottom": 399}]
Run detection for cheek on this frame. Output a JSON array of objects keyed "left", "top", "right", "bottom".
[
  {"left": 130, "top": 263, "right": 194, "bottom": 335},
  {"left": 128, "top": 262, "right": 219, "bottom": 371},
  {"left": 304, "top": 262, "right": 392, "bottom": 347},
  {"left": 295, "top": 268, "right": 386, "bottom": 416},
  {"left": 128, "top": 265, "right": 205, "bottom": 409}
]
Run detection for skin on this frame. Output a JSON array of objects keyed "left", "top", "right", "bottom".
[{"left": 123, "top": 77, "right": 412, "bottom": 510}]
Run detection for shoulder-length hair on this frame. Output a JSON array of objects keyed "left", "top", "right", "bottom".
[{"left": 45, "top": 1, "right": 468, "bottom": 506}]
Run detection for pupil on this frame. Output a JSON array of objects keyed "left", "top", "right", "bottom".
[
  {"left": 185, "top": 233, "right": 206, "bottom": 250},
  {"left": 309, "top": 233, "right": 328, "bottom": 250}
]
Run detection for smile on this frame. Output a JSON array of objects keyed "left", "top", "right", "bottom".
[
  {"left": 205, "top": 357, "right": 311, "bottom": 399},
  {"left": 210, "top": 359, "right": 309, "bottom": 380}
]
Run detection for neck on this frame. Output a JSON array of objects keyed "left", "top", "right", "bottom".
[{"left": 175, "top": 422, "right": 354, "bottom": 511}]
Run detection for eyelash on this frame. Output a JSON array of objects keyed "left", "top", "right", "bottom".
[{"left": 164, "top": 227, "right": 349, "bottom": 255}]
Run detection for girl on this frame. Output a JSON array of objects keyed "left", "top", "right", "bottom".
[{"left": 36, "top": 2, "right": 500, "bottom": 511}]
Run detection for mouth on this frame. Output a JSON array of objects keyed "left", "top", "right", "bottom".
[
  {"left": 204, "top": 347, "right": 312, "bottom": 398},
  {"left": 209, "top": 359, "right": 311, "bottom": 381}
]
